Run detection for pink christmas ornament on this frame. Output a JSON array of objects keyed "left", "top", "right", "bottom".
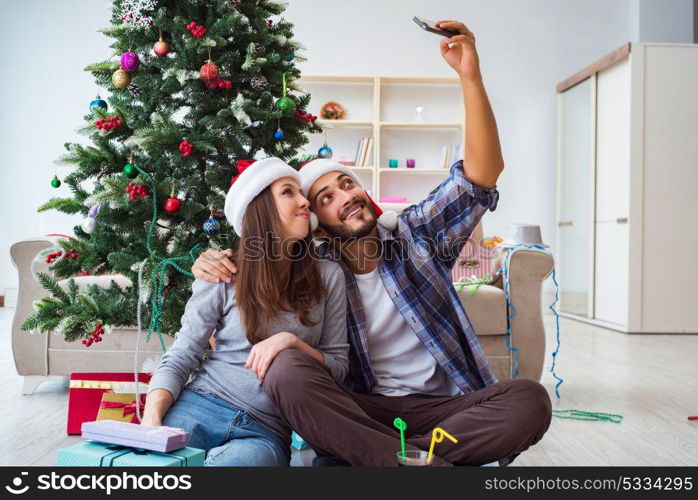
[{"left": 120, "top": 51, "right": 140, "bottom": 72}]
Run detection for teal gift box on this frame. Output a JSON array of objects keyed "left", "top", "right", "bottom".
[
  {"left": 56, "top": 441, "right": 205, "bottom": 467},
  {"left": 291, "top": 431, "right": 309, "bottom": 451}
]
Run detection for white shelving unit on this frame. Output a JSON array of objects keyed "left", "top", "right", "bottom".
[{"left": 299, "top": 75, "right": 464, "bottom": 209}]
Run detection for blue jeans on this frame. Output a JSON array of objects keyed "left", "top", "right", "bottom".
[{"left": 162, "top": 387, "right": 290, "bottom": 466}]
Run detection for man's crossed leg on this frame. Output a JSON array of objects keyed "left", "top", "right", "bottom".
[{"left": 264, "top": 349, "right": 552, "bottom": 466}]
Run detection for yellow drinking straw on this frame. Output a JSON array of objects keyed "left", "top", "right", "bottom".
[
  {"left": 393, "top": 417, "right": 407, "bottom": 458},
  {"left": 427, "top": 427, "right": 458, "bottom": 464}
]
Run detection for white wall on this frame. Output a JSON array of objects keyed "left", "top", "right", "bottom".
[
  {"left": 631, "top": 0, "right": 694, "bottom": 42},
  {"left": 0, "top": 0, "right": 113, "bottom": 294},
  {"left": 0, "top": 0, "right": 693, "bottom": 294}
]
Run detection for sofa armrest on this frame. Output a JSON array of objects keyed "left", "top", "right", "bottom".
[
  {"left": 10, "top": 238, "right": 56, "bottom": 376},
  {"left": 500, "top": 249, "right": 554, "bottom": 381}
]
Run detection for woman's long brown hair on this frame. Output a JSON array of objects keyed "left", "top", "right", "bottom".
[{"left": 235, "top": 186, "right": 325, "bottom": 344}]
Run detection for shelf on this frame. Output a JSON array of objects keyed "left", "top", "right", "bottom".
[
  {"left": 300, "top": 75, "right": 375, "bottom": 83},
  {"left": 379, "top": 76, "right": 460, "bottom": 85},
  {"left": 379, "top": 168, "right": 449, "bottom": 174},
  {"left": 379, "top": 122, "right": 462, "bottom": 129},
  {"left": 300, "top": 76, "right": 459, "bottom": 85},
  {"left": 318, "top": 119, "right": 373, "bottom": 128},
  {"left": 301, "top": 75, "right": 463, "bottom": 205}
]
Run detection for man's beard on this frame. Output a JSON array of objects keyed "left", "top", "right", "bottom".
[{"left": 321, "top": 201, "right": 378, "bottom": 242}]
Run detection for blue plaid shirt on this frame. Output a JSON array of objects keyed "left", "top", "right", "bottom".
[{"left": 318, "top": 160, "right": 500, "bottom": 395}]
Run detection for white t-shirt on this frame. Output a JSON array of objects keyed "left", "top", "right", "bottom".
[{"left": 353, "top": 267, "right": 463, "bottom": 397}]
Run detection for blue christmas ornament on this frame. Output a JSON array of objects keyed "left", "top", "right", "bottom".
[
  {"left": 318, "top": 145, "right": 333, "bottom": 159},
  {"left": 273, "top": 129, "right": 285, "bottom": 141},
  {"left": 90, "top": 97, "right": 108, "bottom": 112},
  {"left": 203, "top": 216, "right": 221, "bottom": 235}
]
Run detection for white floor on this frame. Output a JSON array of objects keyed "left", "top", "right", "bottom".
[{"left": 1, "top": 306, "right": 697, "bottom": 466}]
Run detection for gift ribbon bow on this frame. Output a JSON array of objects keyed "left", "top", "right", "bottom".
[
  {"left": 230, "top": 160, "right": 254, "bottom": 185},
  {"left": 100, "top": 395, "right": 146, "bottom": 423}
]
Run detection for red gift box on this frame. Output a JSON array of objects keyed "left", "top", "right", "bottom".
[{"left": 67, "top": 373, "right": 151, "bottom": 435}]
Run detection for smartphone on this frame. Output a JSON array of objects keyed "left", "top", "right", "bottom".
[{"left": 413, "top": 16, "right": 458, "bottom": 37}]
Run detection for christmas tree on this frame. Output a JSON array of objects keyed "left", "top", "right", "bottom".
[{"left": 22, "top": 0, "right": 320, "bottom": 346}]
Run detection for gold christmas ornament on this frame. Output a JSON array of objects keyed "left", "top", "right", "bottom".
[{"left": 112, "top": 68, "right": 131, "bottom": 89}]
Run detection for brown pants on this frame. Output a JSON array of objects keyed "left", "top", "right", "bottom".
[{"left": 263, "top": 349, "right": 552, "bottom": 466}]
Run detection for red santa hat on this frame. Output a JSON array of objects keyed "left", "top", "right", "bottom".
[
  {"left": 224, "top": 157, "right": 301, "bottom": 236},
  {"left": 299, "top": 158, "right": 398, "bottom": 231}
]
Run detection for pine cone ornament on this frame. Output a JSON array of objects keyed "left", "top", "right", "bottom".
[
  {"left": 253, "top": 42, "right": 265, "bottom": 56},
  {"left": 127, "top": 83, "right": 142, "bottom": 97},
  {"left": 250, "top": 75, "right": 268, "bottom": 91}
]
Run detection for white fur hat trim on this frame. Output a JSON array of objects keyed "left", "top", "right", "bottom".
[{"left": 224, "top": 157, "right": 300, "bottom": 236}]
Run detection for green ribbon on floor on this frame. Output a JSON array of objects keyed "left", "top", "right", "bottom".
[{"left": 552, "top": 410, "right": 623, "bottom": 423}]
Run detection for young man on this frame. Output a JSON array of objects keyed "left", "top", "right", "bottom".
[{"left": 192, "top": 20, "right": 551, "bottom": 466}]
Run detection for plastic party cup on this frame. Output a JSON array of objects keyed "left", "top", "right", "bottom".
[
  {"left": 396, "top": 450, "right": 431, "bottom": 466},
  {"left": 388, "top": 159, "right": 398, "bottom": 168}
]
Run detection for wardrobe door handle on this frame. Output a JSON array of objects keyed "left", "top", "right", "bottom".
[
  {"left": 616, "top": 217, "right": 628, "bottom": 224},
  {"left": 558, "top": 221, "right": 573, "bottom": 227}
]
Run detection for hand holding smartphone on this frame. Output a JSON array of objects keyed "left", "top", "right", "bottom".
[{"left": 413, "top": 17, "right": 459, "bottom": 37}]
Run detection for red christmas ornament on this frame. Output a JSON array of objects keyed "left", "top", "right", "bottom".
[
  {"left": 164, "top": 197, "right": 182, "bottom": 213},
  {"left": 296, "top": 109, "right": 318, "bottom": 123},
  {"left": 179, "top": 139, "right": 193, "bottom": 157},
  {"left": 45, "top": 251, "right": 63, "bottom": 264},
  {"left": 83, "top": 323, "right": 105, "bottom": 347},
  {"left": 125, "top": 182, "right": 148, "bottom": 200},
  {"left": 187, "top": 22, "right": 207, "bottom": 38},
  {"left": 199, "top": 61, "right": 220, "bottom": 84},
  {"left": 94, "top": 115, "right": 123, "bottom": 132},
  {"left": 153, "top": 39, "right": 169, "bottom": 56}
]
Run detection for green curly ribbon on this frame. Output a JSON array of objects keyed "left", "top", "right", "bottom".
[
  {"left": 134, "top": 164, "right": 202, "bottom": 351},
  {"left": 552, "top": 410, "right": 623, "bottom": 423},
  {"left": 455, "top": 273, "right": 493, "bottom": 295}
]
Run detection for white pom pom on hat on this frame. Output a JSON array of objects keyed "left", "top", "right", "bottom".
[
  {"left": 309, "top": 212, "right": 319, "bottom": 232},
  {"left": 224, "top": 157, "right": 301, "bottom": 237},
  {"left": 300, "top": 158, "right": 398, "bottom": 231}
]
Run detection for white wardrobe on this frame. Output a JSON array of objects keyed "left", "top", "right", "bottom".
[{"left": 556, "top": 42, "right": 698, "bottom": 333}]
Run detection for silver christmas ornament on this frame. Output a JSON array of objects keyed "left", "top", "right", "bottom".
[{"left": 81, "top": 217, "right": 98, "bottom": 234}]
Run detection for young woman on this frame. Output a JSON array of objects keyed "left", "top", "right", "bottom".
[{"left": 141, "top": 157, "right": 349, "bottom": 466}]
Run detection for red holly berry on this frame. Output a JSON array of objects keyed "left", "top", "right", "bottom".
[{"left": 94, "top": 337, "right": 102, "bottom": 343}]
